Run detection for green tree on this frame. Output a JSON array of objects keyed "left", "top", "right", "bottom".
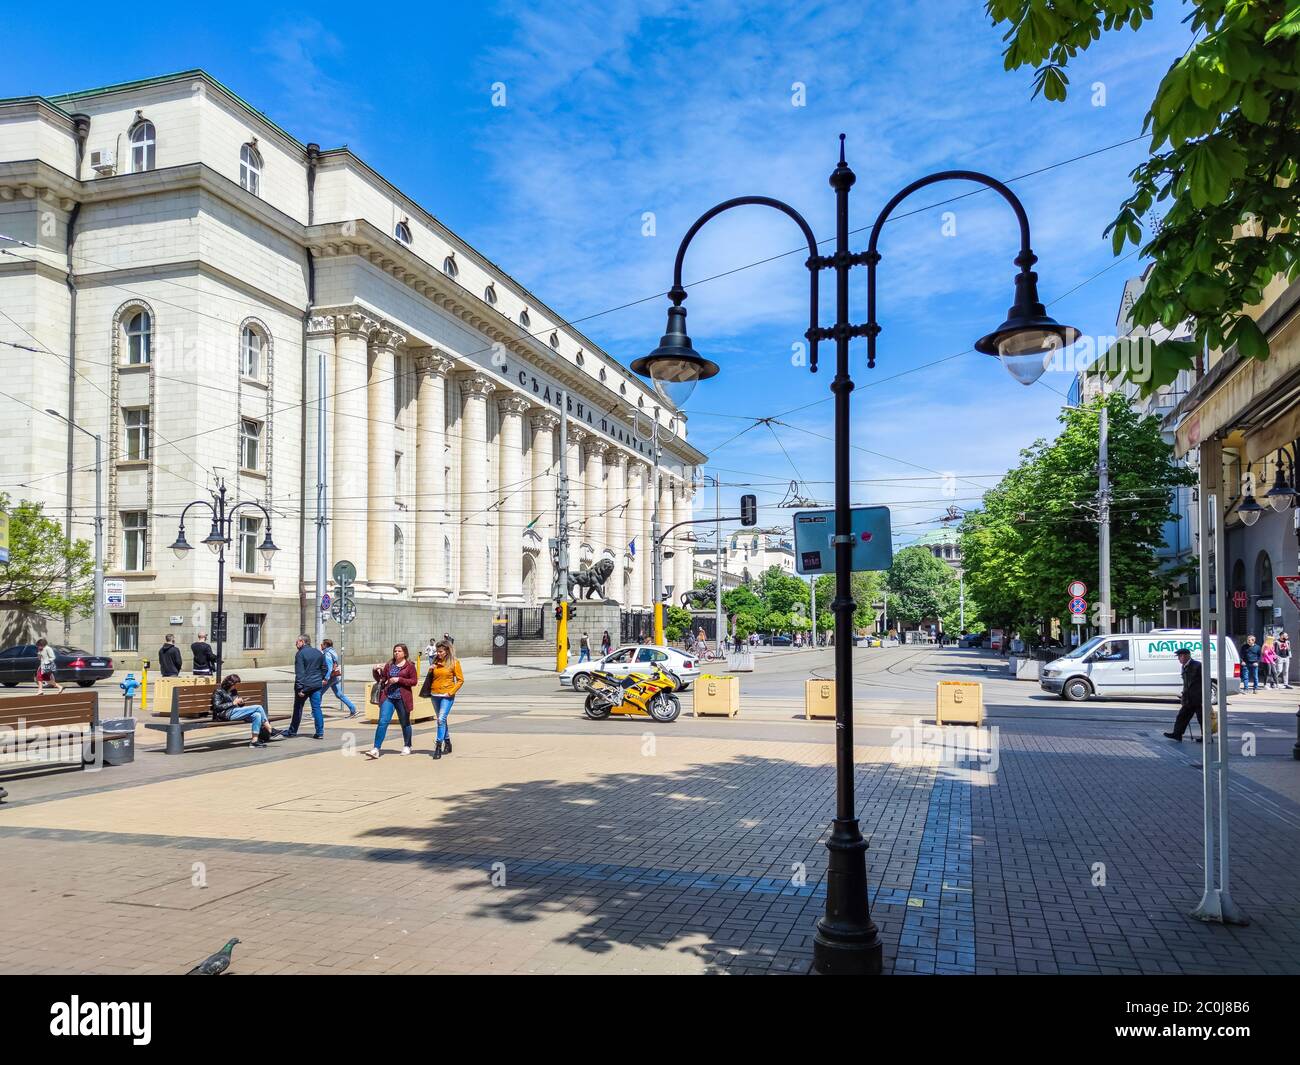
[
  {"left": 987, "top": 1, "right": 1300, "bottom": 393},
  {"left": 814, "top": 570, "right": 888, "bottom": 630},
  {"left": 758, "top": 566, "right": 810, "bottom": 616},
  {"left": 886, "top": 546, "right": 959, "bottom": 628},
  {"left": 960, "top": 394, "right": 1194, "bottom": 633},
  {"left": 723, "top": 584, "right": 763, "bottom": 618},
  {"left": 664, "top": 606, "right": 693, "bottom": 641},
  {"left": 0, "top": 493, "right": 93, "bottom": 618}
]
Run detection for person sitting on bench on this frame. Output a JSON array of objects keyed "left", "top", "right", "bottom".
[{"left": 212, "top": 674, "right": 274, "bottom": 748}]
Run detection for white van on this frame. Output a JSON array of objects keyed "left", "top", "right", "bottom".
[{"left": 1039, "top": 629, "right": 1241, "bottom": 702}]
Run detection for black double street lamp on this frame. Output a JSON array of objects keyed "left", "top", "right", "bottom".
[
  {"left": 633, "top": 136, "right": 1078, "bottom": 975},
  {"left": 169, "top": 479, "right": 278, "bottom": 681}
]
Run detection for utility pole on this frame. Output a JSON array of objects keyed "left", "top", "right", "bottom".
[
  {"left": 714, "top": 474, "right": 723, "bottom": 652},
  {"left": 314, "top": 349, "right": 328, "bottom": 646},
  {"left": 959, "top": 570, "right": 965, "bottom": 633},
  {"left": 554, "top": 389, "right": 571, "bottom": 671},
  {"left": 810, "top": 574, "right": 817, "bottom": 645},
  {"left": 651, "top": 406, "right": 665, "bottom": 645},
  {"left": 1098, "top": 379, "right": 1112, "bottom": 634}
]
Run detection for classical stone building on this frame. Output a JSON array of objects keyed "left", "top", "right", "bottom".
[{"left": 0, "top": 71, "right": 703, "bottom": 664}]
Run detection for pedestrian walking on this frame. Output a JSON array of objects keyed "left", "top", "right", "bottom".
[
  {"left": 423, "top": 636, "right": 437, "bottom": 668},
  {"left": 284, "top": 634, "right": 328, "bottom": 738},
  {"left": 1276, "top": 632, "right": 1293, "bottom": 689},
  {"left": 320, "top": 637, "right": 356, "bottom": 717},
  {"left": 1164, "top": 648, "right": 1204, "bottom": 743},
  {"left": 211, "top": 673, "right": 275, "bottom": 748},
  {"left": 34, "top": 638, "right": 63, "bottom": 695},
  {"left": 1261, "top": 636, "right": 1279, "bottom": 688},
  {"left": 579, "top": 631, "right": 591, "bottom": 663},
  {"left": 601, "top": 630, "right": 612, "bottom": 656},
  {"left": 191, "top": 633, "right": 215, "bottom": 677},
  {"left": 365, "top": 643, "right": 417, "bottom": 759},
  {"left": 1239, "top": 634, "right": 1261, "bottom": 692},
  {"left": 158, "top": 634, "right": 183, "bottom": 677},
  {"left": 419, "top": 638, "right": 463, "bottom": 760}
]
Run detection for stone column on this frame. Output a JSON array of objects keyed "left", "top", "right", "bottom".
[
  {"left": 457, "top": 372, "right": 496, "bottom": 602},
  {"left": 606, "top": 450, "right": 628, "bottom": 603},
  {"left": 566, "top": 426, "right": 588, "bottom": 563},
  {"left": 366, "top": 323, "right": 405, "bottom": 596},
  {"left": 332, "top": 310, "right": 376, "bottom": 589},
  {"left": 413, "top": 350, "right": 454, "bottom": 600},
  {"left": 584, "top": 440, "right": 609, "bottom": 562},
  {"left": 626, "top": 459, "right": 646, "bottom": 608},
  {"left": 530, "top": 410, "right": 561, "bottom": 599},
  {"left": 496, "top": 394, "right": 531, "bottom": 605},
  {"left": 659, "top": 475, "right": 678, "bottom": 601}
]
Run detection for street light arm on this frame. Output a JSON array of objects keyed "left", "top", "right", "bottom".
[
  {"left": 227, "top": 500, "right": 275, "bottom": 528},
  {"left": 655, "top": 515, "right": 742, "bottom": 547},
  {"left": 669, "top": 196, "right": 822, "bottom": 371},
  {"left": 864, "top": 170, "right": 1035, "bottom": 369},
  {"left": 175, "top": 498, "right": 215, "bottom": 530}
]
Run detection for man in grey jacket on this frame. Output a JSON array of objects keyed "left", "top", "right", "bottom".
[{"left": 285, "top": 634, "right": 329, "bottom": 738}]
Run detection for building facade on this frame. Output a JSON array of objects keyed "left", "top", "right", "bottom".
[{"left": 0, "top": 71, "right": 704, "bottom": 664}]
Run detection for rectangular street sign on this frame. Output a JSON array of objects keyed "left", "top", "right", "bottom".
[
  {"left": 104, "top": 578, "right": 126, "bottom": 608},
  {"left": 792, "top": 506, "right": 892, "bottom": 575},
  {"left": 211, "top": 611, "right": 228, "bottom": 642}
]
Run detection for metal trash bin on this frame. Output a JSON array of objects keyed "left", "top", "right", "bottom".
[
  {"left": 492, "top": 617, "right": 509, "bottom": 666},
  {"left": 90, "top": 719, "right": 136, "bottom": 766}
]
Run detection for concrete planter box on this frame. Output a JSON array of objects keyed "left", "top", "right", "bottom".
[{"left": 1007, "top": 656, "right": 1041, "bottom": 681}]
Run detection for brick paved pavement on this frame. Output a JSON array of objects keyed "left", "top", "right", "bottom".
[{"left": 1, "top": 650, "right": 1298, "bottom": 975}]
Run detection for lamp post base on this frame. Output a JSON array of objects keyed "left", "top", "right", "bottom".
[{"left": 812, "top": 816, "right": 883, "bottom": 975}]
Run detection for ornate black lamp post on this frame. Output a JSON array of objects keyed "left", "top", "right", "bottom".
[
  {"left": 633, "top": 135, "right": 1077, "bottom": 974},
  {"left": 169, "top": 479, "right": 278, "bottom": 682}
]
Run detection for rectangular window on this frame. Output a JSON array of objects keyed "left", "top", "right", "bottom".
[
  {"left": 241, "top": 330, "right": 262, "bottom": 378},
  {"left": 238, "top": 515, "right": 261, "bottom": 573},
  {"left": 112, "top": 612, "right": 139, "bottom": 652},
  {"left": 123, "top": 408, "right": 150, "bottom": 461},
  {"left": 240, "top": 418, "right": 262, "bottom": 471},
  {"left": 394, "top": 451, "right": 403, "bottom": 501},
  {"left": 122, "top": 511, "right": 147, "bottom": 571},
  {"left": 242, "top": 613, "right": 265, "bottom": 650}
]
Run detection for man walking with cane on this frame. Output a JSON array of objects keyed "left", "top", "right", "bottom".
[{"left": 1164, "top": 647, "right": 1204, "bottom": 743}]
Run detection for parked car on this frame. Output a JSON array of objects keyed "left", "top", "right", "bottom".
[
  {"left": 767, "top": 634, "right": 793, "bottom": 647},
  {"left": 958, "top": 633, "right": 983, "bottom": 648},
  {"left": 1039, "top": 629, "right": 1241, "bottom": 702},
  {"left": 562, "top": 644, "right": 701, "bottom": 693},
  {"left": 0, "top": 643, "right": 114, "bottom": 687}
]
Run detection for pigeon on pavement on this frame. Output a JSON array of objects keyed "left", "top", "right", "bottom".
[{"left": 186, "top": 938, "right": 240, "bottom": 975}]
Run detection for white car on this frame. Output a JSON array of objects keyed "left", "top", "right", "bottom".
[{"left": 562, "top": 645, "right": 701, "bottom": 692}]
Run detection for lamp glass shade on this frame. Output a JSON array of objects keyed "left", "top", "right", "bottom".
[
  {"left": 169, "top": 530, "right": 192, "bottom": 559},
  {"left": 259, "top": 533, "right": 279, "bottom": 563},
  {"left": 1239, "top": 506, "right": 1261, "bottom": 527},
  {"left": 1264, "top": 470, "right": 1295, "bottom": 512},
  {"left": 202, "top": 520, "right": 227, "bottom": 553},
  {"left": 632, "top": 305, "right": 719, "bottom": 408}
]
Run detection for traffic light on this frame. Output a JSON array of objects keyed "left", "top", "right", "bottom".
[
  {"left": 554, "top": 604, "right": 564, "bottom": 622},
  {"left": 740, "top": 493, "right": 757, "bottom": 526}
]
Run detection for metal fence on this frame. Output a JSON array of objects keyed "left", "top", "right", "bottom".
[
  {"left": 503, "top": 606, "right": 544, "bottom": 640},
  {"left": 621, "top": 610, "right": 654, "bottom": 644}
]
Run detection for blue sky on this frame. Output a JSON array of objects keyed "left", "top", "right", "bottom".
[{"left": 1, "top": 0, "right": 1194, "bottom": 546}]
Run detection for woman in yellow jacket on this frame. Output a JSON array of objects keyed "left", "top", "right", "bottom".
[{"left": 421, "top": 639, "right": 463, "bottom": 760}]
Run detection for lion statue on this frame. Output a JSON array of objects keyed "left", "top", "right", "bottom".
[
  {"left": 567, "top": 556, "right": 616, "bottom": 601},
  {"left": 680, "top": 581, "right": 717, "bottom": 609}
]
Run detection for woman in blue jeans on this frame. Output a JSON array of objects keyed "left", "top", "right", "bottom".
[
  {"left": 423, "top": 639, "right": 463, "bottom": 760},
  {"left": 320, "top": 638, "right": 357, "bottom": 716},
  {"left": 365, "top": 644, "right": 417, "bottom": 759},
  {"left": 211, "top": 674, "right": 273, "bottom": 748}
]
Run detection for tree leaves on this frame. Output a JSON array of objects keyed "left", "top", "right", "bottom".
[
  {"left": 988, "top": 1, "right": 1300, "bottom": 393},
  {"left": 0, "top": 493, "right": 94, "bottom": 618}
]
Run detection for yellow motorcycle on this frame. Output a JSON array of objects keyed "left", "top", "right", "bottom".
[{"left": 583, "top": 666, "right": 682, "bottom": 722}]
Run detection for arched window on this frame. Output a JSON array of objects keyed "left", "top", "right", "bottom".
[
  {"left": 444, "top": 535, "right": 452, "bottom": 588},
  {"left": 395, "top": 220, "right": 412, "bottom": 245},
  {"left": 576, "top": 350, "right": 585, "bottom": 367},
  {"left": 1257, "top": 551, "right": 1273, "bottom": 596},
  {"left": 519, "top": 308, "right": 531, "bottom": 327},
  {"left": 240, "top": 324, "right": 264, "bottom": 378},
  {"left": 443, "top": 255, "right": 459, "bottom": 278},
  {"left": 239, "top": 144, "right": 262, "bottom": 196},
  {"left": 130, "top": 121, "right": 156, "bottom": 173},
  {"left": 549, "top": 332, "right": 559, "bottom": 349},
  {"left": 395, "top": 526, "right": 405, "bottom": 588},
  {"left": 1231, "top": 558, "right": 1247, "bottom": 635},
  {"left": 484, "top": 284, "right": 497, "bottom": 305},
  {"left": 124, "top": 310, "right": 152, "bottom": 365}
]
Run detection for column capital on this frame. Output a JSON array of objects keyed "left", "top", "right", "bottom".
[
  {"left": 341, "top": 308, "right": 383, "bottom": 339},
  {"left": 607, "top": 449, "right": 629, "bottom": 469},
  {"left": 568, "top": 426, "right": 591, "bottom": 446},
  {"left": 415, "top": 350, "right": 456, "bottom": 378},
  {"left": 457, "top": 371, "right": 497, "bottom": 399},
  {"left": 497, "top": 394, "right": 532, "bottom": 418},
  {"left": 585, "top": 439, "right": 610, "bottom": 458},
  {"left": 370, "top": 323, "right": 407, "bottom": 352},
  {"left": 529, "top": 409, "right": 561, "bottom": 434},
  {"left": 306, "top": 313, "right": 339, "bottom": 337}
]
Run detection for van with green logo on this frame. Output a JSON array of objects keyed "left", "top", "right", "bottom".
[{"left": 1039, "top": 628, "right": 1241, "bottom": 702}]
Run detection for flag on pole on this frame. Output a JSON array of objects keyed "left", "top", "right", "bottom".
[
  {"left": 629, "top": 537, "right": 636, "bottom": 557},
  {"left": 526, "top": 515, "right": 541, "bottom": 530}
]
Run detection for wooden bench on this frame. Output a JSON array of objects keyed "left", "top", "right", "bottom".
[
  {"left": 143, "top": 681, "right": 285, "bottom": 754},
  {"left": 0, "top": 691, "right": 108, "bottom": 770}
]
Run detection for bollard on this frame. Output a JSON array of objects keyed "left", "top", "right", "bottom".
[
  {"left": 1294, "top": 706, "right": 1299, "bottom": 761},
  {"left": 140, "top": 659, "right": 150, "bottom": 713},
  {"left": 119, "top": 672, "right": 141, "bottom": 720}
]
